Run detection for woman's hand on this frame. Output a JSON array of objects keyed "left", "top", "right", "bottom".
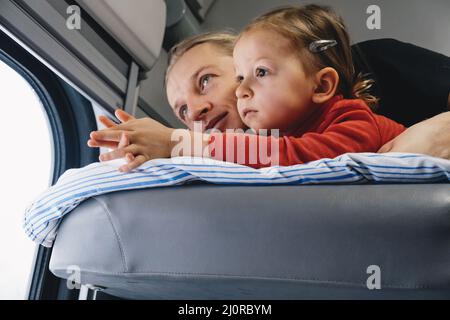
[
  {"left": 88, "top": 109, "right": 136, "bottom": 149},
  {"left": 378, "top": 112, "right": 450, "bottom": 159},
  {"left": 88, "top": 110, "right": 175, "bottom": 172},
  {"left": 90, "top": 117, "right": 175, "bottom": 172}
]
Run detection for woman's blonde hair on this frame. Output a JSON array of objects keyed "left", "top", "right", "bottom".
[
  {"left": 165, "top": 31, "right": 237, "bottom": 84},
  {"left": 241, "top": 5, "right": 379, "bottom": 109}
]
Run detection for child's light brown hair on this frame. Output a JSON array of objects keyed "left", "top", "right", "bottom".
[{"left": 240, "top": 4, "right": 379, "bottom": 109}]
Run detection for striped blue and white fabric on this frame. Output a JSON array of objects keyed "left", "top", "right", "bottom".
[{"left": 24, "top": 153, "right": 450, "bottom": 247}]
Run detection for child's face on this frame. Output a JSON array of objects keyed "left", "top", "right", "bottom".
[{"left": 233, "top": 28, "right": 317, "bottom": 133}]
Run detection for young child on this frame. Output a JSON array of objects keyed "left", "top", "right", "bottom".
[
  {"left": 91, "top": 5, "right": 406, "bottom": 171},
  {"left": 208, "top": 4, "right": 406, "bottom": 168}
]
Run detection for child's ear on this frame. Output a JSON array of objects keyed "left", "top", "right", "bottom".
[{"left": 312, "top": 67, "right": 339, "bottom": 104}]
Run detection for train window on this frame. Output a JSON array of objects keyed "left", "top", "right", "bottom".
[
  {"left": 0, "top": 28, "right": 100, "bottom": 299},
  {"left": 0, "top": 59, "right": 52, "bottom": 299}
]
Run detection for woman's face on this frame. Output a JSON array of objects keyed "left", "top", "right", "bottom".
[{"left": 166, "top": 43, "right": 247, "bottom": 132}]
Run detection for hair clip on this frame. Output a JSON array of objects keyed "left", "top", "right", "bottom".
[{"left": 309, "top": 40, "right": 338, "bottom": 53}]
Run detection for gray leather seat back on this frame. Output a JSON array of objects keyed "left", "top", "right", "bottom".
[{"left": 50, "top": 184, "right": 450, "bottom": 299}]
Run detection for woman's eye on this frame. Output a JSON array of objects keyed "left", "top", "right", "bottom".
[
  {"left": 256, "top": 68, "right": 268, "bottom": 77},
  {"left": 199, "top": 74, "right": 211, "bottom": 91},
  {"left": 178, "top": 105, "right": 188, "bottom": 120}
]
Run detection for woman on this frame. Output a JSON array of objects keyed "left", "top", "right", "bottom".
[{"left": 88, "top": 32, "right": 450, "bottom": 172}]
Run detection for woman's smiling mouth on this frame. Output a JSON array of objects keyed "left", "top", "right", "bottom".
[{"left": 205, "top": 112, "right": 228, "bottom": 131}]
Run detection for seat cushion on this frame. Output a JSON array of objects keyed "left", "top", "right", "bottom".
[{"left": 49, "top": 184, "right": 450, "bottom": 299}]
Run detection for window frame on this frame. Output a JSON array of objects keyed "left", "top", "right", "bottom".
[{"left": 0, "top": 29, "right": 99, "bottom": 300}]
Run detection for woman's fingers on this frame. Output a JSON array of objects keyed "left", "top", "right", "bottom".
[
  {"left": 88, "top": 129, "right": 132, "bottom": 152},
  {"left": 117, "top": 132, "right": 130, "bottom": 149},
  {"left": 125, "top": 152, "right": 135, "bottom": 162},
  {"left": 98, "top": 115, "right": 117, "bottom": 128},
  {"left": 115, "top": 109, "right": 136, "bottom": 123},
  {"left": 87, "top": 138, "right": 119, "bottom": 149},
  {"left": 99, "top": 145, "right": 137, "bottom": 162},
  {"left": 119, "top": 154, "right": 147, "bottom": 173},
  {"left": 97, "top": 110, "right": 136, "bottom": 130},
  {"left": 90, "top": 130, "right": 126, "bottom": 142}
]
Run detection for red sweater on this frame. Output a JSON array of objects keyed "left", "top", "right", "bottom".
[{"left": 209, "top": 95, "right": 406, "bottom": 168}]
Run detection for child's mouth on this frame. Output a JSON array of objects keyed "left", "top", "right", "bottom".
[{"left": 243, "top": 109, "right": 258, "bottom": 118}]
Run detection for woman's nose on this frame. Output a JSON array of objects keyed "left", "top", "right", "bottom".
[{"left": 187, "top": 103, "right": 212, "bottom": 122}]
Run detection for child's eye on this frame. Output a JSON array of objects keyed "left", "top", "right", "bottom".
[
  {"left": 256, "top": 68, "right": 268, "bottom": 77},
  {"left": 199, "top": 74, "right": 212, "bottom": 91},
  {"left": 236, "top": 75, "right": 244, "bottom": 83},
  {"left": 178, "top": 105, "right": 188, "bottom": 120}
]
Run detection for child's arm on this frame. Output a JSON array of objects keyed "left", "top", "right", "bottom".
[{"left": 209, "top": 105, "right": 405, "bottom": 168}]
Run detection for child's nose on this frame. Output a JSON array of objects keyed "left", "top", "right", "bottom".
[{"left": 235, "top": 83, "right": 253, "bottom": 100}]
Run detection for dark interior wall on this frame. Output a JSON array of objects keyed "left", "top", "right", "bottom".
[{"left": 202, "top": 0, "right": 450, "bottom": 56}]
